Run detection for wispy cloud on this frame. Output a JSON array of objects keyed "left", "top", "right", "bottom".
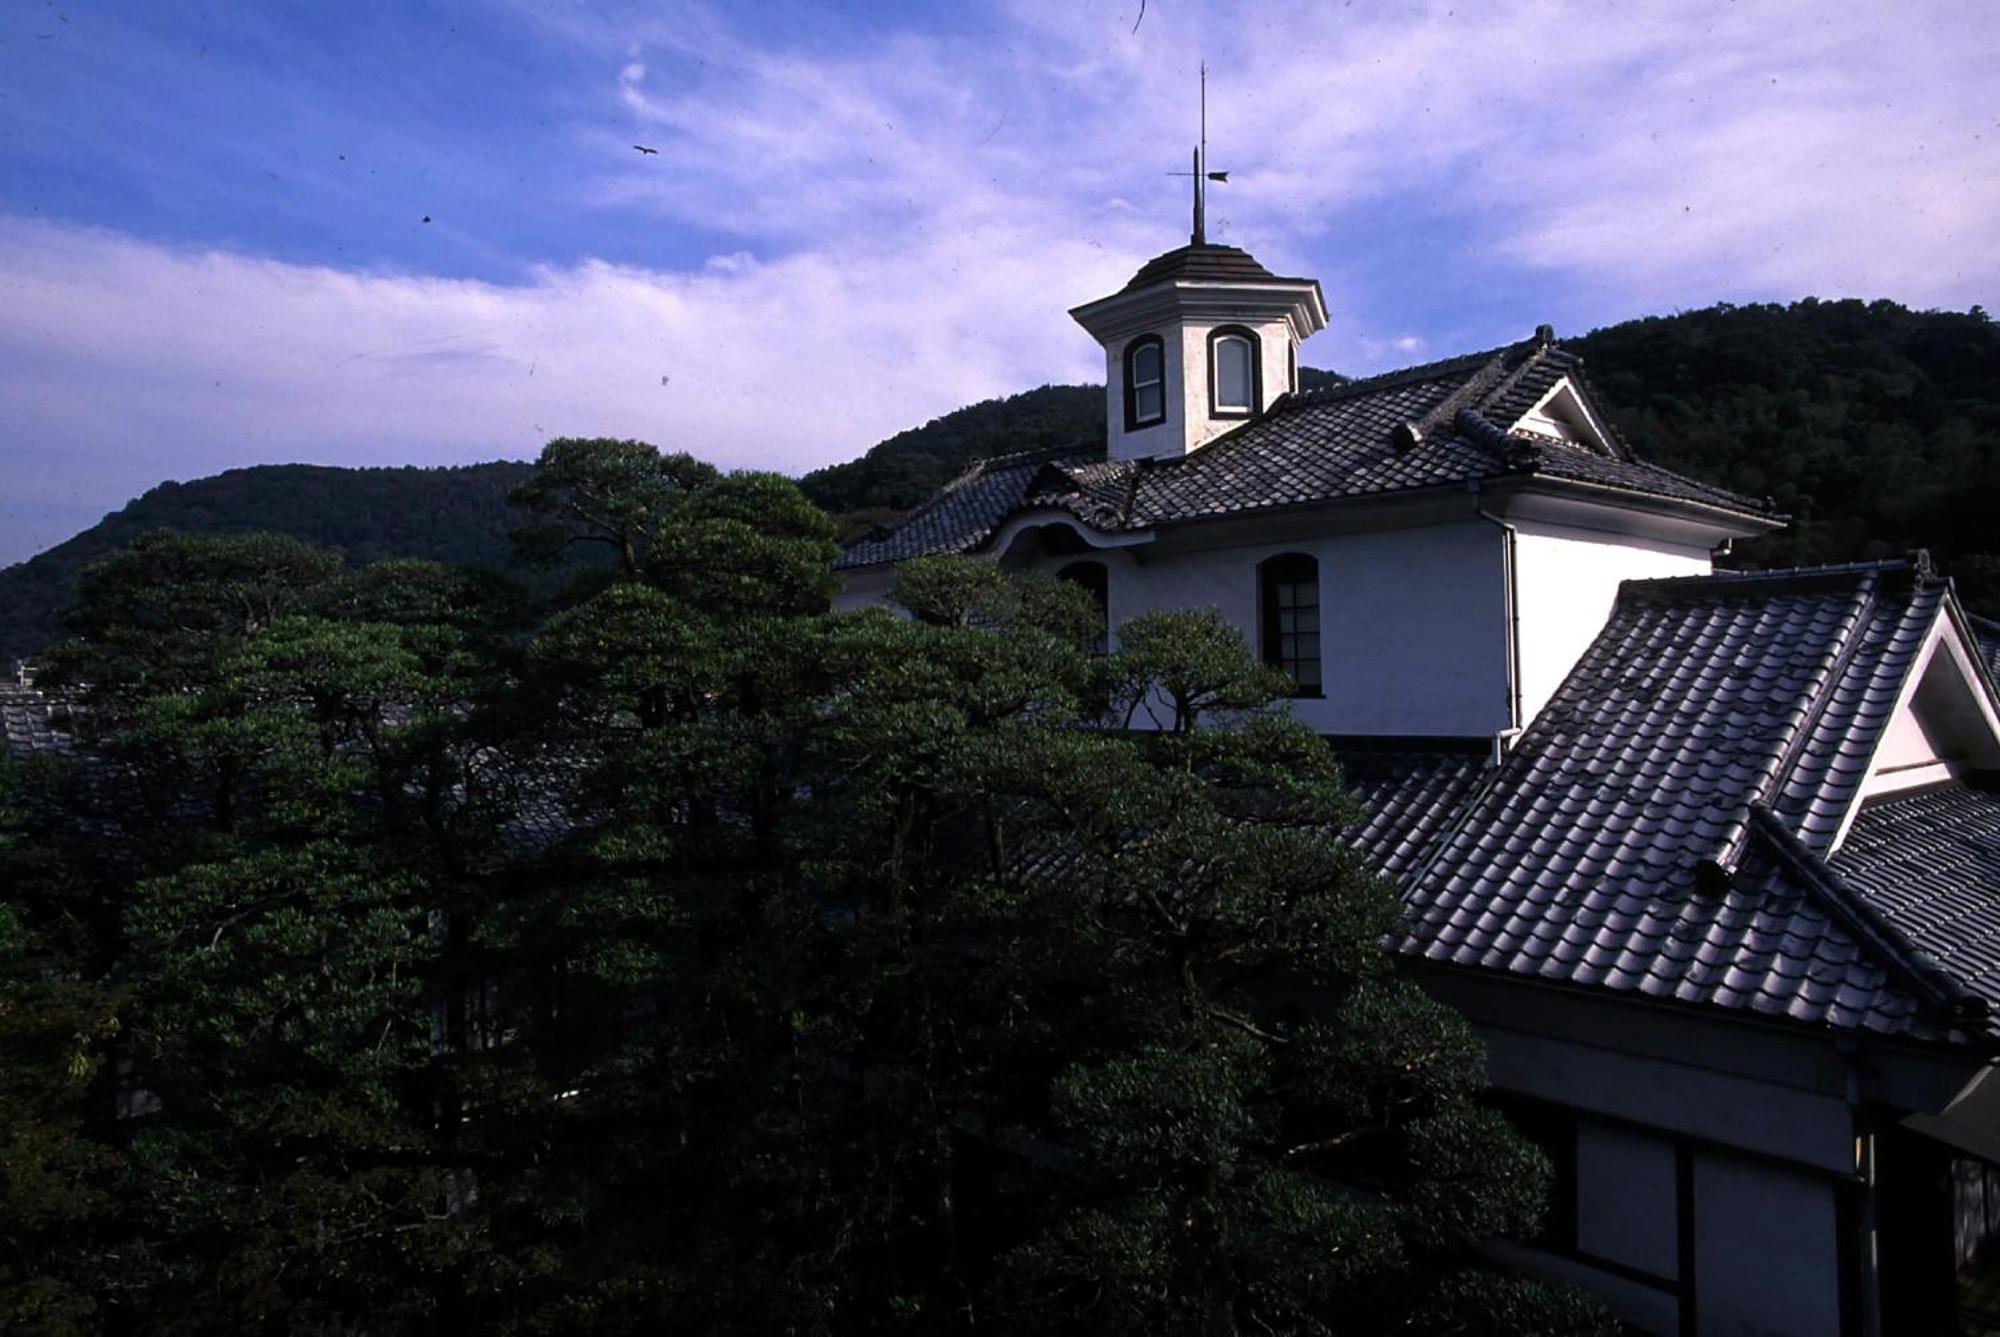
[
  {"left": 0, "top": 214, "right": 1120, "bottom": 560},
  {"left": 2, "top": 0, "right": 1994, "bottom": 564}
]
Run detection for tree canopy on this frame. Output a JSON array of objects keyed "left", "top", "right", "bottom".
[{"left": 0, "top": 446, "right": 1610, "bottom": 1334}]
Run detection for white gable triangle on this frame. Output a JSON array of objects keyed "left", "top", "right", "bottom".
[
  {"left": 1513, "top": 376, "right": 1618, "bottom": 454},
  {"left": 1832, "top": 611, "right": 2000, "bottom": 849}
]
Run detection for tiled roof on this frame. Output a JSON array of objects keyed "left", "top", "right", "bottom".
[
  {"left": 1116, "top": 243, "right": 1294, "bottom": 292},
  {"left": 1971, "top": 614, "right": 2000, "bottom": 686},
  {"left": 836, "top": 340, "right": 1775, "bottom": 570},
  {"left": 1832, "top": 784, "right": 2000, "bottom": 1015},
  {"left": 1399, "top": 559, "right": 1991, "bottom": 1042},
  {"left": 1331, "top": 742, "right": 1488, "bottom": 882},
  {"left": 2, "top": 685, "right": 72, "bottom": 760}
]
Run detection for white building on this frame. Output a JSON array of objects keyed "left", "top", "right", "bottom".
[{"left": 832, "top": 240, "right": 2000, "bottom": 1336}]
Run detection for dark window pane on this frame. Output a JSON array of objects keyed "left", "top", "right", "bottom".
[
  {"left": 1133, "top": 342, "right": 1162, "bottom": 382},
  {"left": 1260, "top": 553, "right": 1322, "bottom": 695},
  {"left": 1135, "top": 383, "right": 1163, "bottom": 422}
]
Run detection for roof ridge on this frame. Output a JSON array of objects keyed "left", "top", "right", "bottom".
[
  {"left": 1452, "top": 408, "right": 1538, "bottom": 471},
  {"left": 1624, "top": 558, "right": 1929, "bottom": 600},
  {"left": 833, "top": 442, "right": 1098, "bottom": 559},
  {"left": 1465, "top": 343, "right": 1562, "bottom": 428},
  {"left": 969, "top": 441, "right": 1101, "bottom": 472},
  {"left": 1748, "top": 805, "right": 1990, "bottom": 1025},
  {"left": 1408, "top": 346, "right": 1530, "bottom": 446},
  {"left": 1276, "top": 340, "right": 1532, "bottom": 414},
  {"left": 1706, "top": 569, "right": 1883, "bottom": 869}
]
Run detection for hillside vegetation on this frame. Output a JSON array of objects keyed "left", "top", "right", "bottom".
[
  {"left": 2, "top": 298, "right": 1994, "bottom": 661},
  {"left": 0, "top": 463, "right": 540, "bottom": 662},
  {"left": 1569, "top": 299, "right": 2000, "bottom": 607}
]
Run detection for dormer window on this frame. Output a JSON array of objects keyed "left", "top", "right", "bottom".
[
  {"left": 1209, "top": 327, "right": 1260, "bottom": 417},
  {"left": 1124, "top": 336, "right": 1166, "bottom": 431}
]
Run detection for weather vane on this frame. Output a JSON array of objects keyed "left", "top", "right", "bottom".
[{"left": 1168, "top": 62, "right": 1229, "bottom": 245}]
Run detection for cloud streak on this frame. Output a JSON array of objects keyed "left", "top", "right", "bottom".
[
  {"left": 2, "top": 0, "right": 1994, "bottom": 565},
  {"left": 0, "top": 215, "right": 1120, "bottom": 561}
]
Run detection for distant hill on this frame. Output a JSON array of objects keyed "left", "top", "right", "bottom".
[
  {"left": 798, "top": 383, "right": 1105, "bottom": 524},
  {"left": 4, "top": 299, "right": 1994, "bottom": 661},
  {"left": 1567, "top": 298, "right": 2000, "bottom": 609},
  {"left": 0, "top": 462, "right": 537, "bottom": 662}
]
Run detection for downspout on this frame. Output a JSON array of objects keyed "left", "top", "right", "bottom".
[
  {"left": 1471, "top": 482, "right": 1524, "bottom": 750},
  {"left": 1843, "top": 1042, "right": 1883, "bottom": 1337}
]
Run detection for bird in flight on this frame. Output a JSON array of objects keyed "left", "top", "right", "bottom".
[{"left": 633, "top": 144, "right": 659, "bottom": 155}]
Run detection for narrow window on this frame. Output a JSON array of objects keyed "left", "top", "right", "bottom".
[
  {"left": 1288, "top": 341, "right": 1298, "bottom": 394},
  {"left": 1124, "top": 336, "right": 1166, "bottom": 431},
  {"left": 1210, "top": 327, "right": 1260, "bottom": 416},
  {"left": 1057, "top": 560, "right": 1110, "bottom": 654},
  {"left": 1259, "top": 553, "right": 1321, "bottom": 694}
]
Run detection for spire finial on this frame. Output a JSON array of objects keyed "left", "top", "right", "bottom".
[
  {"left": 1195, "top": 61, "right": 1206, "bottom": 244},
  {"left": 1170, "top": 63, "right": 1228, "bottom": 246}
]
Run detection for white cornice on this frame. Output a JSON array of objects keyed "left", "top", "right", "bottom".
[{"left": 1070, "top": 279, "right": 1328, "bottom": 345}]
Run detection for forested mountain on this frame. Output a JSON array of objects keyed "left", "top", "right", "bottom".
[
  {"left": 1568, "top": 299, "right": 2000, "bottom": 608},
  {"left": 797, "top": 383, "right": 1105, "bottom": 523},
  {"left": 3, "top": 298, "right": 1994, "bottom": 662},
  {"left": 0, "top": 463, "right": 541, "bottom": 662}
]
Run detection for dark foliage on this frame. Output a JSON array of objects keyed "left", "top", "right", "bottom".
[
  {"left": 797, "top": 383, "right": 1106, "bottom": 521},
  {"left": 0, "top": 463, "right": 575, "bottom": 664},
  {"left": 0, "top": 452, "right": 1611, "bottom": 1332},
  {"left": 1570, "top": 298, "right": 2000, "bottom": 611}
]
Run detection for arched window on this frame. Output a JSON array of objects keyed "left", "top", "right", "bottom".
[
  {"left": 1124, "top": 336, "right": 1166, "bottom": 431},
  {"left": 1209, "top": 326, "right": 1260, "bottom": 417},
  {"left": 1057, "top": 559, "right": 1110, "bottom": 654},
  {"left": 1259, "top": 553, "right": 1321, "bottom": 695}
]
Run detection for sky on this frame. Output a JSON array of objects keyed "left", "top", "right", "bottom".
[{"left": 1, "top": 1, "right": 1996, "bottom": 567}]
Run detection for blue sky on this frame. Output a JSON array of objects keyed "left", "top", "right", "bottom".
[{"left": 1, "top": 1, "right": 1995, "bottom": 566}]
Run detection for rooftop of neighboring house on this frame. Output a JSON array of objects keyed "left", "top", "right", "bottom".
[{"left": 1386, "top": 557, "right": 2000, "bottom": 1047}]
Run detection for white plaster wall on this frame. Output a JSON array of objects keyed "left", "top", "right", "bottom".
[
  {"left": 1103, "top": 318, "right": 1295, "bottom": 462},
  {"left": 1694, "top": 1153, "right": 1842, "bottom": 1337},
  {"left": 1874, "top": 699, "right": 1945, "bottom": 773},
  {"left": 1174, "top": 318, "right": 1293, "bottom": 455},
  {"left": 1511, "top": 522, "right": 1713, "bottom": 728},
  {"left": 1019, "top": 518, "right": 1510, "bottom": 737},
  {"left": 1104, "top": 331, "right": 1186, "bottom": 463}
]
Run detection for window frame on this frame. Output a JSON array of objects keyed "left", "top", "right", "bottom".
[
  {"left": 1123, "top": 335, "right": 1167, "bottom": 432},
  {"left": 1208, "top": 325, "right": 1262, "bottom": 419},
  {"left": 1258, "top": 552, "right": 1322, "bottom": 697}
]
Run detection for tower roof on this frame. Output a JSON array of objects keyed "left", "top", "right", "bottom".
[{"left": 1116, "top": 242, "right": 1305, "bottom": 292}]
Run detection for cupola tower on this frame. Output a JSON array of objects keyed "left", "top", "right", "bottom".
[{"left": 1069, "top": 243, "right": 1326, "bottom": 461}]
